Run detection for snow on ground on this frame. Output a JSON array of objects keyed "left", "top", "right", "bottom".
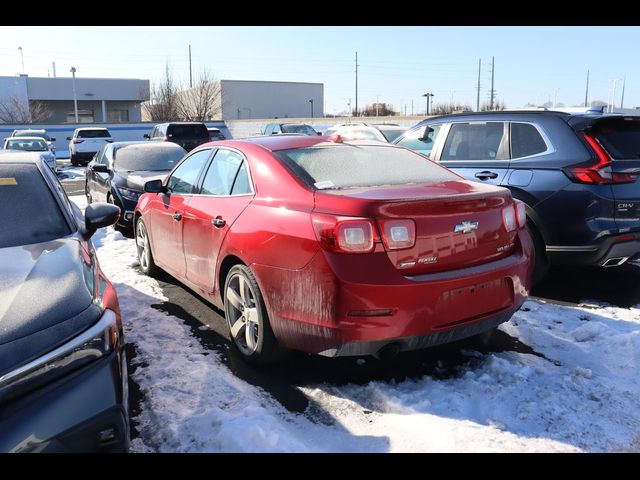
[
  {"left": 57, "top": 164, "right": 86, "bottom": 182},
  {"left": 70, "top": 195, "right": 640, "bottom": 452}
]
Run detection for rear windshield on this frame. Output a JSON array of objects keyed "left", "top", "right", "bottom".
[
  {"left": 281, "top": 124, "right": 317, "bottom": 135},
  {"left": 5, "top": 139, "right": 48, "bottom": 152},
  {"left": 114, "top": 145, "right": 186, "bottom": 172},
  {"left": 592, "top": 118, "right": 640, "bottom": 160},
  {"left": 274, "top": 144, "right": 459, "bottom": 190},
  {"left": 78, "top": 129, "right": 111, "bottom": 138},
  {"left": 0, "top": 164, "right": 71, "bottom": 248},
  {"left": 168, "top": 124, "right": 208, "bottom": 139},
  {"left": 15, "top": 132, "right": 50, "bottom": 141}
]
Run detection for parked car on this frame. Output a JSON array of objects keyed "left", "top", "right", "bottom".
[
  {"left": 208, "top": 127, "right": 233, "bottom": 141},
  {"left": 67, "top": 127, "right": 114, "bottom": 166},
  {"left": 393, "top": 108, "right": 640, "bottom": 284},
  {"left": 263, "top": 123, "right": 320, "bottom": 136},
  {"left": 134, "top": 135, "right": 532, "bottom": 364},
  {"left": 0, "top": 152, "right": 127, "bottom": 452},
  {"left": 144, "top": 122, "right": 209, "bottom": 152},
  {"left": 86, "top": 141, "right": 187, "bottom": 232},
  {"left": 325, "top": 123, "right": 407, "bottom": 142},
  {"left": 2, "top": 136, "right": 57, "bottom": 172},
  {"left": 11, "top": 129, "right": 57, "bottom": 155}
]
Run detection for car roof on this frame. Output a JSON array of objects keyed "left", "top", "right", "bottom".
[
  {"left": 13, "top": 129, "right": 46, "bottom": 133},
  {"left": 228, "top": 135, "right": 391, "bottom": 152},
  {"left": 76, "top": 127, "right": 110, "bottom": 131},
  {"left": 0, "top": 151, "right": 45, "bottom": 163},
  {"left": 111, "top": 141, "right": 185, "bottom": 149},
  {"left": 5, "top": 136, "right": 48, "bottom": 141}
]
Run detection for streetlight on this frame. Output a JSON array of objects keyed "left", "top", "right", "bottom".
[
  {"left": 70, "top": 66, "right": 79, "bottom": 123},
  {"left": 309, "top": 99, "right": 314, "bottom": 118},
  {"left": 422, "top": 92, "right": 435, "bottom": 116},
  {"left": 376, "top": 95, "right": 379, "bottom": 117}
]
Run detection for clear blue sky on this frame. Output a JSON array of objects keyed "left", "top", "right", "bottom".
[{"left": 0, "top": 26, "right": 637, "bottom": 114}]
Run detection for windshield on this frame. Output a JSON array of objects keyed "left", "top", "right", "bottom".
[
  {"left": 282, "top": 124, "right": 317, "bottom": 135},
  {"left": 78, "top": 129, "right": 110, "bottom": 138},
  {"left": 15, "top": 132, "right": 50, "bottom": 141},
  {"left": 168, "top": 124, "right": 208, "bottom": 139},
  {"left": 0, "top": 164, "right": 71, "bottom": 248},
  {"left": 275, "top": 144, "right": 459, "bottom": 190},
  {"left": 114, "top": 145, "right": 186, "bottom": 171},
  {"left": 380, "top": 128, "right": 406, "bottom": 142},
  {"left": 5, "top": 139, "right": 48, "bottom": 152}
]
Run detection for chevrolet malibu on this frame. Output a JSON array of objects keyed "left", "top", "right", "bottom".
[
  {"left": 134, "top": 136, "right": 533, "bottom": 364},
  {"left": 0, "top": 152, "right": 127, "bottom": 452}
]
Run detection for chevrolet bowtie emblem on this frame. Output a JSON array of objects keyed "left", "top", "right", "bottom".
[{"left": 454, "top": 221, "right": 479, "bottom": 234}]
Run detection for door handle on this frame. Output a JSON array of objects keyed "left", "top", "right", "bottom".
[
  {"left": 212, "top": 217, "right": 226, "bottom": 228},
  {"left": 475, "top": 171, "right": 499, "bottom": 180},
  {"left": 172, "top": 213, "right": 182, "bottom": 221}
]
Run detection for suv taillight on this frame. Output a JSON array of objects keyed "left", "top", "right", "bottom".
[
  {"left": 568, "top": 133, "right": 638, "bottom": 184},
  {"left": 378, "top": 219, "right": 416, "bottom": 250},
  {"left": 72, "top": 139, "right": 84, "bottom": 144},
  {"left": 311, "top": 213, "right": 378, "bottom": 253}
]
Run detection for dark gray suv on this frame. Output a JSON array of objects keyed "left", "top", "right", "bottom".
[{"left": 394, "top": 108, "right": 640, "bottom": 283}]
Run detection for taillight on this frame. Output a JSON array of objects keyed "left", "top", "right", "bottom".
[
  {"left": 72, "top": 139, "right": 84, "bottom": 144},
  {"left": 163, "top": 136, "right": 168, "bottom": 141},
  {"left": 208, "top": 136, "right": 213, "bottom": 142},
  {"left": 311, "top": 213, "right": 377, "bottom": 253},
  {"left": 569, "top": 133, "right": 638, "bottom": 184},
  {"left": 514, "top": 201, "right": 527, "bottom": 229},
  {"left": 378, "top": 219, "right": 416, "bottom": 250},
  {"left": 502, "top": 205, "right": 517, "bottom": 232}
]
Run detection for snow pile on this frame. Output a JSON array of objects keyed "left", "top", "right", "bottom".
[{"left": 71, "top": 194, "right": 640, "bottom": 452}]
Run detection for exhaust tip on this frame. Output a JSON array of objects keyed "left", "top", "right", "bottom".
[
  {"left": 374, "top": 343, "right": 401, "bottom": 361},
  {"left": 603, "top": 257, "right": 629, "bottom": 267}
]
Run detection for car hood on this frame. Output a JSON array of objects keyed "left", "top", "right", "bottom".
[
  {"left": 0, "top": 236, "right": 100, "bottom": 377},
  {"left": 117, "top": 170, "right": 170, "bottom": 190}
]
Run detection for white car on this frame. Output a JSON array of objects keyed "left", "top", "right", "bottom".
[
  {"left": 2, "top": 137, "right": 57, "bottom": 172},
  {"left": 324, "top": 123, "right": 407, "bottom": 143},
  {"left": 67, "top": 127, "right": 113, "bottom": 166},
  {"left": 11, "top": 129, "right": 57, "bottom": 156}
]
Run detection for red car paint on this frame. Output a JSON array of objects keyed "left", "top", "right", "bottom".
[{"left": 136, "top": 136, "right": 533, "bottom": 356}]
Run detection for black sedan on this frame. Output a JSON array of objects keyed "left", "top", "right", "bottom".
[
  {"left": 0, "top": 152, "right": 128, "bottom": 452},
  {"left": 85, "top": 142, "right": 186, "bottom": 232}
]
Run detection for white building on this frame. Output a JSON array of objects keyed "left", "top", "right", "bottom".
[{"left": 220, "top": 80, "right": 323, "bottom": 120}]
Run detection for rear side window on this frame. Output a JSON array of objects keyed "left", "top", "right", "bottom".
[
  {"left": 200, "top": 150, "right": 244, "bottom": 195},
  {"left": 379, "top": 129, "right": 405, "bottom": 142},
  {"left": 166, "top": 149, "right": 211, "bottom": 194},
  {"left": 441, "top": 122, "right": 506, "bottom": 161},
  {"left": 274, "top": 144, "right": 458, "bottom": 190},
  {"left": 167, "top": 124, "right": 208, "bottom": 139},
  {"left": 0, "top": 164, "right": 71, "bottom": 248},
  {"left": 592, "top": 118, "right": 640, "bottom": 160},
  {"left": 510, "top": 123, "right": 548, "bottom": 159},
  {"left": 396, "top": 124, "right": 442, "bottom": 157},
  {"left": 78, "top": 129, "right": 111, "bottom": 138}
]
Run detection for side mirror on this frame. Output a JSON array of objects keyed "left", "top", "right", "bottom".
[
  {"left": 66, "top": 137, "right": 71, "bottom": 141},
  {"left": 92, "top": 164, "right": 109, "bottom": 173},
  {"left": 144, "top": 179, "right": 165, "bottom": 193},
  {"left": 82, "top": 203, "right": 120, "bottom": 239},
  {"left": 50, "top": 137, "right": 56, "bottom": 141},
  {"left": 143, "top": 134, "right": 150, "bottom": 139},
  {"left": 317, "top": 131, "right": 322, "bottom": 136}
]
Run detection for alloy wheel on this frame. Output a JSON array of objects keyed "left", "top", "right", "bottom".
[
  {"left": 136, "top": 221, "right": 150, "bottom": 271},
  {"left": 225, "top": 272, "right": 260, "bottom": 355}
]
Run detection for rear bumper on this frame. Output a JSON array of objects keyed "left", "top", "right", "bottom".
[
  {"left": 253, "top": 229, "right": 533, "bottom": 356},
  {"left": 546, "top": 233, "right": 640, "bottom": 267},
  {"left": 0, "top": 351, "right": 129, "bottom": 453}
]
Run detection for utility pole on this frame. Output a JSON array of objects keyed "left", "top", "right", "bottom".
[
  {"left": 70, "top": 67, "right": 79, "bottom": 123},
  {"left": 355, "top": 52, "right": 359, "bottom": 117},
  {"left": 553, "top": 88, "right": 559, "bottom": 108},
  {"left": 411, "top": 99, "right": 414, "bottom": 116},
  {"left": 309, "top": 99, "right": 314, "bottom": 118},
  {"left": 18, "top": 46, "right": 24, "bottom": 74},
  {"left": 621, "top": 75, "right": 626, "bottom": 109},
  {"left": 52, "top": 62, "right": 57, "bottom": 78},
  {"left": 611, "top": 78, "right": 621, "bottom": 112},
  {"left": 476, "top": 58, "right": 481, "bottom": 111},
  {"left": 490, "top": 56, "right": 495, "bottom": 110},
  {"left": 376, "top": 95, "right": 379, "bottom": 116},
  {"left": 188, "top": 45, "right": 193, "bottom": 88},
  {"left": 584, "top": 69, "right": 590, "bottom": 107}
]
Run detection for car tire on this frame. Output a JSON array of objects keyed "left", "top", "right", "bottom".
[
  {"left": 223, "top": 264, "right": 288, "bottom": 364},
  {"left": 70, "top": 153, "right": 78, "bottom": 166},
  {"left": 135, "top": 218, "right": 159, "bottom": 277},
  {"left": 527, "top": 221, "right": 549, "bottom": 286}
]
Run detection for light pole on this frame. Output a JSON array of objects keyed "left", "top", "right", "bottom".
[
  {"left": 18, "top": 46, "right": 24, "bottom": 74},
  {"left": 422, "top": 92, "right": 434, "bottom": 116},
  {"left": 376, "top": 95, "right": 379, "bottom": 117},
  {"left": 70, "top": 67, "right": 79, "bottom": 123},
  {"left": 309, "top": 99, "right": 314, "bottom": 118},
  {"left": 611, "top": 78, "right": 621, "bottom": 112}
]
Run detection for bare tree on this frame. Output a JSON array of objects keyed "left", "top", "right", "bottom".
[
  {"left": 481, "top": 99, "right": 507, "bottom": 111},
  {"left": 361, "top": 103, "right": 396, "bottom": 116},
  {"left": 432, "top": 102, "right": 473, "bottom": 115},
  {"left": 0, "top": 94, "right": 51, "bottom": 123},
  {"left": 142, "top": 64, "right": 181, "bottom": 122},
  {"left": 176, "top": 70, "right": 223, "bottom": 121}
]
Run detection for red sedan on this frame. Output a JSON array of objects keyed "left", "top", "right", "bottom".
[{"left": 134, "top": 135, "right": 533, "bottom": 363}]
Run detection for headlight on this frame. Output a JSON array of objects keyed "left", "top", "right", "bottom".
[
  {"left": 117, "top": 187, "right": 142, "bottom": 201},
  {"left": 0, "top": 309, "right": 121, "bottom": 402}
]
